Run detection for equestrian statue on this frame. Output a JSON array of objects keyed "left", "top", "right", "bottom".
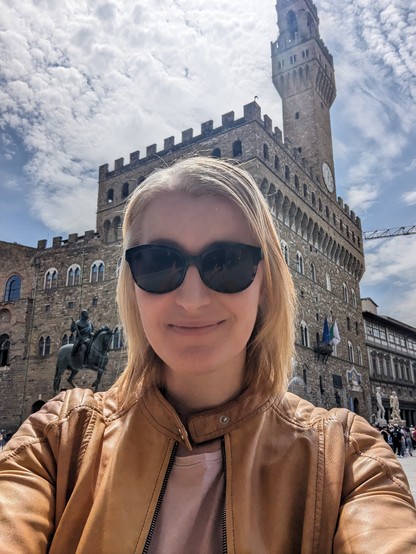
[{"left": 53, "top": 309, "right": 113, "bottom": 394}]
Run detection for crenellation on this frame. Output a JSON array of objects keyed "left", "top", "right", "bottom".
[
  {"left": 263, "top": 114, "right": 273, "bottom": 134},
  {"left": 201, "top": 120, "right": 214, "bottom": 136},
  {"left": 146, "top": 144, "right": 157, "bottom": 157},
  {"left": 222, "top": 111, "right": 235, "bottom": 127},
  {"left": 130, "top": 151, "right": 140, "bottom": 164},
  {"left": 274, "top": 126, "right": 283, "bottom": 142},
  {"left": 114, "top": 158, "right": 124, "bottom": 170},
  {"left": 99, "top": 164, "right": 109, "bottom": 181},
  {"left": 68, "top": 233, "right": 78, "bottom": 243},
  {"left": 243, "top": 101, "right": 262, "bottom": 122},
  {"left": 337, "top": 197, "right": 344, "bottom": 208},
  {"left": 52, "top": 236, "right": 62, "bottom": 248},
  {"left": 84, "top": 230, "right": 96, "bottom": 241},
  {"left": 163, "top": 136, "right": 175, "bottom": 151},
  {"left": 37, "top": 240, "right": 47, "bottom": 250},
  {"left": 182, "top": 128, "right": 194, "bottom": 144}
]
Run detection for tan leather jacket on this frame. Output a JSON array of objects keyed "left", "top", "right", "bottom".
[{"left": 0, "top": 384, "right": 415, "bottom": 553}]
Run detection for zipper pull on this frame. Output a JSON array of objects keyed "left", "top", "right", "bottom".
[{"left": 177, "top": 426, "right": 192, "bottom": 451}]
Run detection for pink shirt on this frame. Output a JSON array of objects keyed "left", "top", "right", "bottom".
[{"left": 148, "top": 441, "right": 224, "bottom": 553}]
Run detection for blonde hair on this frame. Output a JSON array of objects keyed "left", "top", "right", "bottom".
[{"left": 114, "top": 156, "right": 296, "bottom": 404}]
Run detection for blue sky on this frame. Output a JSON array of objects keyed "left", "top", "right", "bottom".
[{"left": 1, "top": 0, "right": 415, "bottom": 325}]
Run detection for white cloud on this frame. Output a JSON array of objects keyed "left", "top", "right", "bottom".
[
  {"left": 361, "top": 235, "right": 416, "bottom": 325},
  {"left": 346, "top": 183, "right": 379, "bottom": 212},
  {"left": 402, "top": 190, "right": 416, "bottom": 206}
]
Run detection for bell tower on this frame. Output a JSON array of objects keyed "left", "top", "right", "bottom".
[{"left": 271, "top": 0, "right": 337, "bottom": 195}]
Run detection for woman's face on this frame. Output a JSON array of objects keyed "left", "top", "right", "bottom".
[{"left": 132, "top": 191, "right": 264, "bottom": 385}]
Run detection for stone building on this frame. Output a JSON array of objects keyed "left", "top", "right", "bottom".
[
  {"left": 0, "top": 0, "right": 371, "bottom": 429},
  {"left": 363, "top": 298, "right": 416, "bottom": 426}
]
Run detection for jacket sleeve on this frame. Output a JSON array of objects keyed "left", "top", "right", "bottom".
[
  {"left": 333, "top": 412, "right": 416, "bottom": 552},
  {"left": 0, "top": 394, "right": 66, "bottom": 553}
]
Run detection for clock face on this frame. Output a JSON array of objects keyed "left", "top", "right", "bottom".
[{"left": 322, "top": 162, "right": 334, "bottom": 193}]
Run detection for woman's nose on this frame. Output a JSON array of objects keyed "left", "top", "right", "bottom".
[{"left": 174, "top": 265, "right": 212, "bottom": 310}]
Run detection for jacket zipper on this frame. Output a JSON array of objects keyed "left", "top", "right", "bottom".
[
  {"left": 142, "top": 441, "right": 179, "bottom": 554},
  {"left": 221, "top": 437, "right": 228, "bottom": 554},
  {"left": 142, "top": 438, "right": 228, "bottom": 553}
]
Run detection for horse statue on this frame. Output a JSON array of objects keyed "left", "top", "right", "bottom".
[{"left": 53, "top": 326, "right": 113, "bottom": 394}]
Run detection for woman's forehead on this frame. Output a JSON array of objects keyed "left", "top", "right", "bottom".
[{"left": 129, "top": 191, "right": 255, "bottom": 250}]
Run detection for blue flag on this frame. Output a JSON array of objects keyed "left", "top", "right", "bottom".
[{"left": 322, "top": 317, "right": 331, "bottom": 344}]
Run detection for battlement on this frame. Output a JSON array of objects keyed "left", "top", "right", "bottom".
[
  {"left": 37, "top": 230, "right": 99, "bottom": 250},
  {"left": 98, "top": 101, "right": 284, "bottom": 180},
  {"left": 337, "top": 198, "right": 361, "bottom": 229},
  {"left": 98, "top": 100, "right": 360, "bottom": 229}
]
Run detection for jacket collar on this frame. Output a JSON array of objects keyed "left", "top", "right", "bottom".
[{"left": 140, "top": 380, "right": 280, "bottom": 447}]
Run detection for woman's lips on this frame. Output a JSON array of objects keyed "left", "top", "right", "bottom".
[{"left": 168, "top": 321, "right": 224, "bottom": 335}]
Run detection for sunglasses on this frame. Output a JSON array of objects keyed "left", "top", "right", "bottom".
[{"left": 125, "top": 242, "right": 263, "bottom": 294}]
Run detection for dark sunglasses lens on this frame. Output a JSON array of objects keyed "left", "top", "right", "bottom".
[
  {"left": 202, "top": 245, "right": 257, "bottom": 293},
  {"left": 130, "top": 246, "right": 184, "bottom": 293}
]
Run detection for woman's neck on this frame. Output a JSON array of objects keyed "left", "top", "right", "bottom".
[{"left": 163, "top": 364, "right": 245, "bottom": 416}]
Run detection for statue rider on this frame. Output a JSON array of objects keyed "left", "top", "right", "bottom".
[{"left": 70, "top": 309, "right": 94, "bottom": 363}]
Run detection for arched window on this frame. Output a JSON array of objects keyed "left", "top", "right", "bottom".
[
  {"left": 326, "top": 273, "right": 332, "bottom": 292},
  {"left": 61, "top": 334, "right": 69, "bottom": 346},
  {"left": 274, "top": 155, "right": 280, "bottom": 171},
  {"left": 318, "top": 198, "right": 322, "bottom": 212},
  {"left": 356, "top": 346, "right": 363, "bottom": 366},
  {"left": 311, "top": 192, "right": 316, "bottom": 206},
  {"left": 112, "top": 327, "right": 124, "bottom": 349},
  {"left": 303, "top": 183, "right": 308, "bottom": 198},
  {"left": 302, "top": 364, "right": 308, "bottom": 386},
  {"left": 0, "top": 309, "right": 11, "bottom": 324},
  {"left": 346, "top": 317, "right": 351, "bottom": 331},
  {"left": 300, "top": 321, "right": 309, "bottom": 347},
  {"left": 38, "top": 336, "right": 51, "bottom": 356},
  {"left": 107, "top": 189, "right": 114, "bottom": 203},
  {"left": 232, "top": 140, "right": 242, "bottom": 157},
  {"left": 287, "top": 10, "right": 298, "bottom": 40},
  {"left": 69, "top": 333, "right": 75, "bottom": 344},
  {"left": 211, "top": 148, "right": 221, "bottom": 158},
  {"left": 347, "top": 341, "right": 354, "bottom": 363},
  {"left": 0, "top": 334, "right": 10, "bottom": 366},
  {"left": 44, "top": 268, "right": 58, "bottom": 289},
  {"left": 296, "top": 251, "right": 304, "bottom": 274},
  {"left": 294, "top": 175, "right": 299, "bottom": 190},
  {"left": 285, "top": 165, "right": 290, "bottom": 180},
  {"left": 90, "top": 260, "right": 105, "bottom": 283},
  {"left": 310, "top": 262, "right": 316, "bottom": 282},
  {"left": 113, "top": 216, "right": 122, "bottom": 241},
  {"left": 4, "top": 275, "right": 21, "bottom": 302},
  {"left": 67, "top": 264, "right": 81, "bottom": 286},
  {"left": 122, "top": 182, "right": 130, "bottom": 200},
  {"left": 103, "top": 220, "right": 111, "bottom": 242},
  {"left": 342, "top": 283, "right": 349, "bottom": 303},
  {"left": 281, "top": 241, "right": 289, "bottom": 265},
  {"left": 351, "top": 289, "right": 357, "bottom": 308}
]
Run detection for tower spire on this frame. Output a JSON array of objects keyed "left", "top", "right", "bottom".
[{"left": 271, "top": 0, "right": 337, "bottom": 195}]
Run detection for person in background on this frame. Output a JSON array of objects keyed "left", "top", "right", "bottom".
[
  {"left": 404, "top": 428, "right": 413, "bottom": 457},
  {"left": 0, "top": 157, "right": 415, "bottom": 553}
]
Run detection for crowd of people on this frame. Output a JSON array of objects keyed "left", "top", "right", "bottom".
[{"left": 379, "top": 424, "right": 416, "bottom": 457}]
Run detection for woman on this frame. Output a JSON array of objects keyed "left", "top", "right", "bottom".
[{"left": 0, "top": 157, "right": 415, "bottom": 553}]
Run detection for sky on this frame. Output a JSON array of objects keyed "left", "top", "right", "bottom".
[{"left": 0, "top": 0, "right": 415, "bottom": 325}]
